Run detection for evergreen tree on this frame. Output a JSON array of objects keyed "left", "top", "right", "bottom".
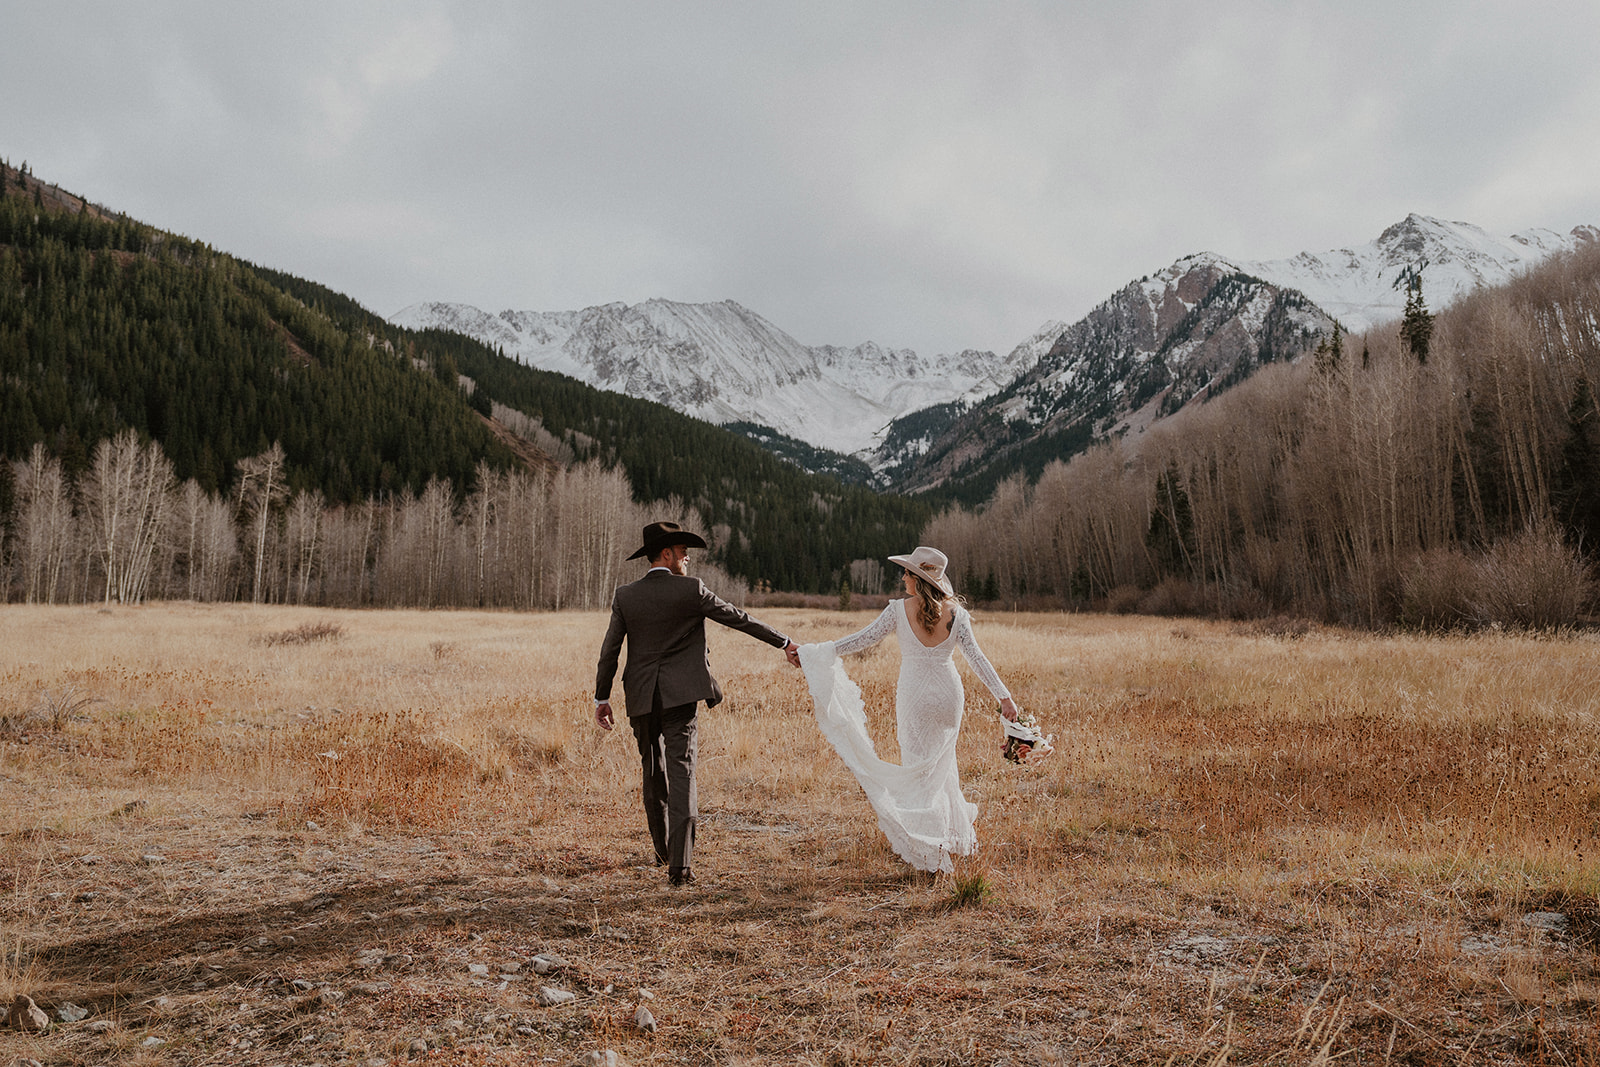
[
  {"left": 1147, "top": 461, "right": 1197, "bottom": 579},
  {"left": 1313, "top": 326, "right": 1344, "bottom": 375},
  {"left": 1552, "top": 374, "right": 1600, "bottom": 554},
  {"left": 1400, "top": 278, "right": 1434, "bottom": 364}
]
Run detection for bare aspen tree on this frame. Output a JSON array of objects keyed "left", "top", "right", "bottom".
[
  {"left": 174, "top": 479, "right": 207, "bottom": 601},
  {"left": 465, "top": 461, "right": 498, "bottom": 607},
  {"left": 80, "top": 430, "right": 175, "bottom": 604},
  {"left": 10, "top": 444, "right": 74, "bottom": 607},
  {"left": 10, "top": 443, "right": 75, "bottom": 603},
  {"left": 417, "top": 478, "right": 456, "bottom": 607},
  {"left": 193, "top": 488, "right": 240, "bottom": 602},
  {"left": 284, "top": 488, "right": 325, "bottom": 604},
  {"left": 236, "top": 443, "right": 287, "bottom": 603}
]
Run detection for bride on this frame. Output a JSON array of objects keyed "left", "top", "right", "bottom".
[{"left": 798, "top": 546, "right": 1052, "bottom": 873}]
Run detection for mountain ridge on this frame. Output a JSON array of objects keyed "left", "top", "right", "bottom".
[
  {"left": 391, "top": 297, "right": 1038, "bottom": 457},
  {"left": 394, "top": 216, "right": 1595, "bottom": 486}
]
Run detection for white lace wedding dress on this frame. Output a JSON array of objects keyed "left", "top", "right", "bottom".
[{"left": 799, "top": 600, "right": 1012, "bottom": 872}]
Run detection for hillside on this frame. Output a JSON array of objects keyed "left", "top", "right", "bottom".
[
  {"left": 924, "top": 241, "right": 1600, "bottom": 627},
  {"left": 0, "top": 160, "right": 926, "bottom": 594}
]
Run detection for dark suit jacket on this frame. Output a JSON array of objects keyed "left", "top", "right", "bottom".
[{"left": 595, "top": 570, "right": 788, "bottom": 716}]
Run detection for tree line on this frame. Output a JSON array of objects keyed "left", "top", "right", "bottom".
[
  {"left": 6, "top": 430, "right": 750, "bottom": 610},
  {"left": 926, "top": 244, "right": 1600, "bottom": 629}
]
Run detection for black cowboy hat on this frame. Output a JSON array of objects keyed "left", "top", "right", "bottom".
[{"left": 627, "top": 521, "right": 709, "bottom": 560}]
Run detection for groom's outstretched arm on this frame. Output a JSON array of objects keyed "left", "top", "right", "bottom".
[{"left": 696, "top": 582, "right": 800, "bottom": 665}]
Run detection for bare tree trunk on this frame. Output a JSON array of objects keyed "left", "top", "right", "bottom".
[
  {"left": 80, "top": 431, "right": 175, "bottom": 605},
  {"left": 236, "top": 443, "right": 287, "bottom": 604}
]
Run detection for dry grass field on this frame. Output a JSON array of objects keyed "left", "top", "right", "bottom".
[{"left": 2, "top": 602, "right": 1597, "bottom": 1066}]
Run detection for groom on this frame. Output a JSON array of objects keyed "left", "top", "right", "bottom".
[{"left": 595, "top": 522, "right": 800, "bottom": 886}]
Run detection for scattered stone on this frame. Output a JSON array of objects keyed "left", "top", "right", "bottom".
[
  {"left": 45, "top": 892, "right": 64, "bottom": 900},
  {"left": 73, "top": 891, "right": 99, "bottom": 903},
  {"left": 292, "top": 978, "right": 317, "bottom": 991},
  {"left": 141, "top": 854, "right": 166, "bottom": 865},
  {"left": 636, "top": 988, "right": 654, "bottom": 1000},
  {"left": 306, "top": 821, "right": 321, "bottom": 831},
  {"left": 278, "top": 934, "right": 297, "bottom": 946},
  {"left": 79, "top": 854, "right": 103, "bottom": 865},
  {"left": 596, "top": 926, "right": 631, "bottom": 942},
  {"left": 142, "top": 1036, "right": 168, "bottom": 1048},
  {"left": 633, "top": 1004, "right": 657, "bottom": 1033},
  {"left": 408, "top": 1038, "right": 430, "bottom": 1058},
  {"left": 296, "top": 989, "right": 345, "bottom": 1012},
  {"left": 350, "top": 982, "right": 393, "bottom": 996},
  {"left": 576, "top": 1051, "right": 622, "bottom": 1067},
  {"left": 499, "top": 960, "right": 522, "bottom": 974},
  {"left": 7, "top": 995, "right": 50, "bottom": 1031},
  {"left": 531, "top": 953, "right": 568, "bottom": 974},
  {"left": 15, "top": 1059, "right": 42, "bottom": 1067},
  {"left": 86, "top": 1019, "right": 117, "bottom": 1033},
  {"left": 1522, "top": 911, "right": 1569, "bottom": 934},
  {"left": 55, "top": 1001, "right": 89, "bottom": 1023},
  {"left": 536, "top": 986, "right": 576, "bottom": 1007},
  {"left": 468, "top": 963, "right": 490, "bottom": 976},
  {"left": 1164, "top": 934, "right": 1233, "bottom": 964},
  {"left": 194, "top": 941, "right": 213, "bottom": 952}
]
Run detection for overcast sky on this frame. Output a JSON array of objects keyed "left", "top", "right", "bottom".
[{"left": 5, "top": 2, "right": 1598, "bottom": 356}]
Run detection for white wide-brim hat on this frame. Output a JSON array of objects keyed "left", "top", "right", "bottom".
[{"left": 888, "top": 545, "right": 954, "bottom": 596}]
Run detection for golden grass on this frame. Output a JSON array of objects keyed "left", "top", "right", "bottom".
[{"left": 1, "top": 603, "right": 1597, "bottom": 1064}]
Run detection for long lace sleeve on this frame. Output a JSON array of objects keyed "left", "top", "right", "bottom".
[
  {"left": 954, "top": 607, "right": 1011, "bottom": 701},
  {"left": 832, "top": 603, "right": 899, "bottom": 657}
]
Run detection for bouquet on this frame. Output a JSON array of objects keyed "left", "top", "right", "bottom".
[{"left": 999, "top": 706, "right": 1055, "bottom": 765}]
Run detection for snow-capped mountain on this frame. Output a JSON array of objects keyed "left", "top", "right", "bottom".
[
  {"left": 393, "top": 215, "right": 1593, "bottom": 486},
  {"left": 1236, "top": 215, "right": 1598, "bottom": 333},
  {"left": 389, "top": 297, "right": 1035, "bottom": 456},
  {"left": 873, "top": 215, "right": 1595, "bottom": 493},
  {"left": 876, "top": 258, "right": 1337, "bottom": 492}
]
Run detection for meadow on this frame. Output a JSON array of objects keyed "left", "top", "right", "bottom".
[{"left": 1, "top": 602, "right": 1597, "bottom": 1065}]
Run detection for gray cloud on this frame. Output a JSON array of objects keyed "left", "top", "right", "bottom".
[{"left": 5, "top": 1, "right": 1598, "bottom": 356}]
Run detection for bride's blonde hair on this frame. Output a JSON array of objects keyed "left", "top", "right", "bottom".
[{"left": 905, "top": 570, "right": 960, "bottom": 634}]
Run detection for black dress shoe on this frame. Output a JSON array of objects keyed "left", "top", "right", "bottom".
[{"left": 668, "top": 867, "right": 695, "bottom": 886}]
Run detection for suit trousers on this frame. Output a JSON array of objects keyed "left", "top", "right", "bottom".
[{"left": 630, "top": 700, "right": 698, "bottom": 871}]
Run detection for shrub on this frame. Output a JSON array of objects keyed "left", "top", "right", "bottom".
[
  {"left": 1138, "top": 577, "right": 1205, "bottom": 617},
  {"left": 262, "top": 621, "right": 345, "bottom": 646},
  {"left": 1471, "top": 522, "right": 1594, "bottom": 630},
  {"left": 1105, "top": 585, "right": 1142, "bottom": 614},
  {"left": 1400, "top": 548, "right": 1478, "bottom": 631}
]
